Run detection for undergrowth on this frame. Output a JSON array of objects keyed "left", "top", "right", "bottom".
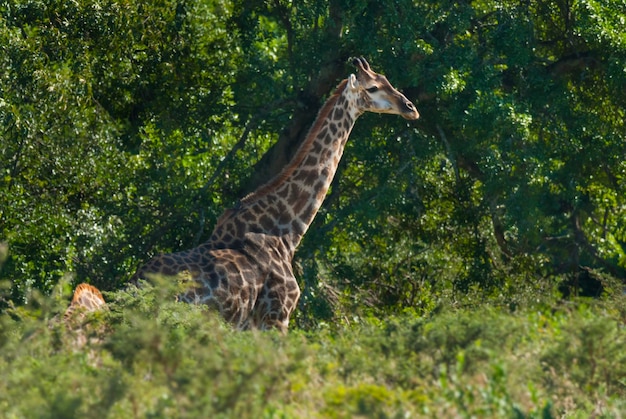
[{"left": 0, "top": 279, "right": 624, "bottom": 418}]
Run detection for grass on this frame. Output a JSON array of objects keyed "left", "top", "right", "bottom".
[{"left": 0, "top": 279, "right": 625, "bottom": 418}]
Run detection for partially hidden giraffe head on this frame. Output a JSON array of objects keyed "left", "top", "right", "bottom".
[
  {"left": 349, "top": 57, "right": 419, "bottom": 120},
  {"left": 64, "top": 283, "right": 107, "bottom": 320}
]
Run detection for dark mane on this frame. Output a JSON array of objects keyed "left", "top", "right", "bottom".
[{"left": 240, "top": 78, "right": 349, "bottom": 205}]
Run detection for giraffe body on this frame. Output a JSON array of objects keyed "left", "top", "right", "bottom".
[
  {"left": 63, "top": 283, "right": 107, "bottom": 356},
  {"left": 73, "top": 58, "right": 419, "bottom": 333}
]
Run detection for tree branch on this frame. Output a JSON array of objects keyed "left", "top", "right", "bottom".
[
  {"left": 548, "top": 51, "right": 599, "bottom": 77},
  {"left": 572, "top": 212, "right": 624, "bottom": 279},
  {"left": 239, "top": 56, "right": 348, "bottom": 195}
]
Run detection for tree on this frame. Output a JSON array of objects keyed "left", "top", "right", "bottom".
[
  {"left": 1, "top": 0, "right": 624, "bottom": 319},
  {"left": 0, "top": 0, "right": 239, "bottom": 300},
  {"left": 228, "top": 0, "right": 626, "bottom": 319}
]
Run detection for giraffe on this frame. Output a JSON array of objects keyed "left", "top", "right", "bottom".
[
  {"left": 64, "top": 283, "right": 107, "bottom": 322},
  {"left": 71, "top": 57, "right": 419, "bottom": 333},
  {"left": 63, "top": 283, "right": 108, "bottom": 350}
]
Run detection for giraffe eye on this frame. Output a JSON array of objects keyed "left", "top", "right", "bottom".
[{"left": 366, "top": 86, "right": 379, "bottom": 93}]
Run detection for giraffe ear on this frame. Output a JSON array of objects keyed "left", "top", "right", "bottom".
[{"left": 348, "top": 74, "right": 359, "bottom": 91}]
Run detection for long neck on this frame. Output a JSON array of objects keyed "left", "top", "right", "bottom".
[{"left": 209, "top": 79, "right": 359, "bottom": 256}]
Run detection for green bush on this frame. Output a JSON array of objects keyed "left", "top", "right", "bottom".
[{"left": 0, "top": 282, "right": 624, "bottom": 417}]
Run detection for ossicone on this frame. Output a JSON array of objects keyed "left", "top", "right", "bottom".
[{"left": 351, "top": 56, "right": 371, "bottom": 72}]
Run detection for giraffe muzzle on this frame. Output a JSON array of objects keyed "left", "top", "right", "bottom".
[{"left": 402, "top": 100, "right": 420, "bottom": 120}]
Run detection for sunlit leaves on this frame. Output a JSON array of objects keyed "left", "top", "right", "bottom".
[{"left": 0, "top": 0, "right": 239, "bottom": 299}]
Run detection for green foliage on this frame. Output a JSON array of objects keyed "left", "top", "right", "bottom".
[
  {"left": 293, "top": 0, "right": 626, "bottom": 318},
  {"left": 1, "top": 285, "right": 624, "bottom": 417},
  {"left": 0, "top": 0, "right": 239, "bottom": 299},
  {"left": 1, "top": 0, "right": 625, "bottom": 321}
]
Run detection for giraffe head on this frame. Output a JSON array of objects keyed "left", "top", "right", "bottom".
[
  {"left": 64, "top": 283, "right": 107, "bottom": 321},
  {"left": 348, "top": 57, "right": 419, "bottom": 120}
]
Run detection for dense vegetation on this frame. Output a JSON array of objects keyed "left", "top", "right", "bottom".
[
  {"left": 1, "top": 280, "right": 625, "bottom": 417},
  {"left": 1, "top": 0, "right": 625, "bottom": 416}
]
